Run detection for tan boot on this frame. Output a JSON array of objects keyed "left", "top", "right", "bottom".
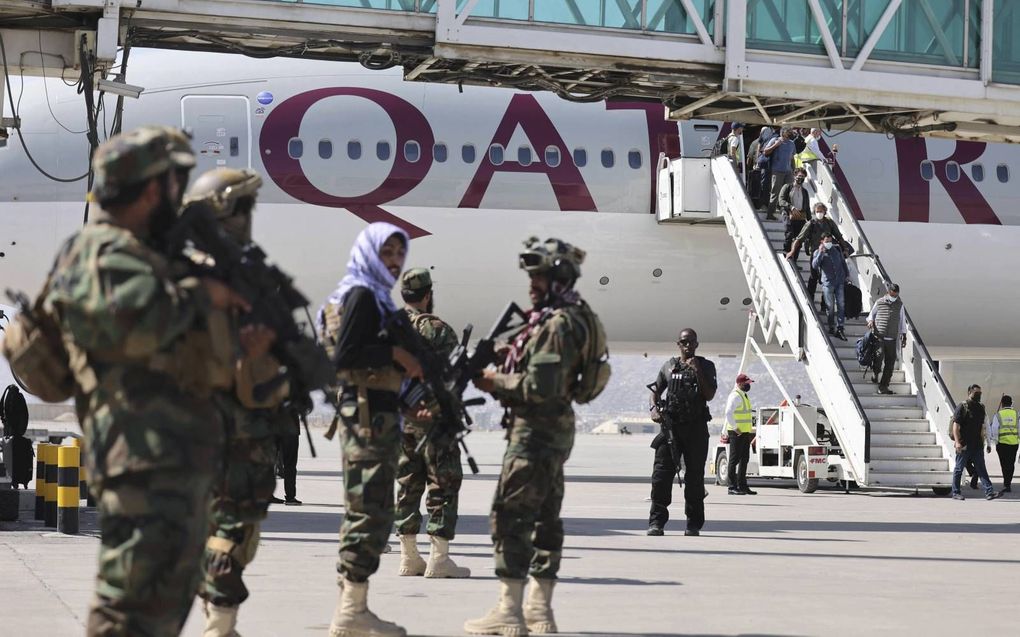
[
  {"left": 424, "top": 536, "right": 470, "bottom": 578},
  {"left": 523, "top": 577, "right": 558, "bottom": 634},
  {"left": 202, "top": 600, "right": 241, "bottom": 637},
  {"left": 328, "top": 579, "right": 407, "bottom": 637},
  {"left": 397, "top": 535, "right": 426, "bottom": 576},
  {"left": 463, "top": 578, "right": 528, "bottom": 636}
]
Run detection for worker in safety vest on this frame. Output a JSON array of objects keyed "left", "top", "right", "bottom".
[
  {"left": 795, "top": 128, "right": 823, "bottom": 169},
  {"left": 724, "top": 373, "right": 756, "bottom": 495},
  {"left": 989, "top": 395, "right": 1019, "bottom": 494}
]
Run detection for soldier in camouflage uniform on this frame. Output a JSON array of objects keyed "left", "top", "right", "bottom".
[
  {"left": 394, "top": 268, "right": 471, "bottom": 579},
  {"left": 183, "top": 168, "right": 291, "bottom": 637},
  {"left": 321, "top": 223, "right": 426, "bottom": 637},
  {"left": 44, "top": 127, "right": 250, "bottom": 636},
  {"left": 466, "top": 237, "right": 608, "bottom": 636}
]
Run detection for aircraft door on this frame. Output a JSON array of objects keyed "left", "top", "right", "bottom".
[{"left": 180, "top": 95, "right": 251, "bottom": 174}]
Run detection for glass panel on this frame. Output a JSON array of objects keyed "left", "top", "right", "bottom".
[
  {"left": 867, "top": 0, "right": 972, "bottom": 68},
  {"left": 301, "top": 0, "right": 418, "bottom": 11},
  {"left": 535, "top": 0, "right": 642, "bottom": 30},
  {"left": 377, "top": 141, "right": 391, "bottom": 161},
  {"left": 920, "top": 160, "right": 934, "bottom": 181},
  {"left": 459, "top": 0, "right": 529, "bottom": 20},
  {"left": 997, "top": 164, "right": 1010, "bottom": 183},
  {"left": 573, "top": 148, "right": 587, "bottom": 167},
  {"left": 993, "top": 0, "right": 1020, "bottom": 84},
  {"left": 601, "top": 149, "right": 615, "bottom": 168},
  {"left": 288, "top": 138, "right": 303, "bottom": 159},
  {"left": 647, "top": 0, "right": 716, "bottom": 35},
  {"left": 545, "top": 146, "right": 561, "bottom": 167},
  {"left": 746, "top": 0, "right": 839, "bottom": 56},
  {"left": 404, "top": 140, "right": 421, "bottom": 162},
  {"left": 971, "top": 163, "right": 984, "bottom": 182},
  {"left": 462, "top": 144, "right": 476, "bottom": 163},
  {"left": 318, "top": 139, "right": 333, "bottom": 159},
  {"left": 348, "top": 140, "right": 362, "bottom": 160},
  {"left": 489, "top": 144, "right": 505, "bottom": 165},
  {"left": 628, "top": 149, "right": 643, "bottom": 169},
  {"left": 434, "top": 143, "right": 448, "bottom": 162},
  {"left": 945, "top": 161, "right": 960, "bottom": 182},
  {"left": 518, "top": 146, "right": 532, "bottom": 166}
]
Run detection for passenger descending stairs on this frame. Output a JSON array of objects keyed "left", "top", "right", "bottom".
[{"left": 711, "top": 157, "right": 954, "bottom": 491}]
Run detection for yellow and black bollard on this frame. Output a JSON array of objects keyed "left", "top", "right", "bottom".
[
  {"left": 34, "top": 442, "right": 48, "bottom": 521},
  {"left": 57, "top": 445, "right": 79, "bottom": 535},
  {"left": 44, "top": 444, "right": 57, "bottom": 528},
  {"left": 69, "top": 438, "right": 91, "bottom": 505}
]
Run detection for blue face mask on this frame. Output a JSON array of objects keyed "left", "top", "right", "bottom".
[{"left": 823, "top": 242, "right": 834, "bottom": 250}]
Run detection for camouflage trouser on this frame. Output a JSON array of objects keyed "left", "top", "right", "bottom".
[
  {"left": 394, "top": 427, "right": 463, "bottom": 539},
  {"left": 490, "top": 447, "right": 569, "bottom": 581},
  {"left": 337, "top": 410, "right": 401, "bottom": 583},
  {"left": 200, "top": 436, "right": 277, "bottom": 607},
  {"left": 87, "top": 469, "right": 215, "bottom": 637}
]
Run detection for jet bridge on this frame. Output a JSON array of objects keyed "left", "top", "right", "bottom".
[{"left": 661, "top": 155, "right": 954, "bottom": 491}]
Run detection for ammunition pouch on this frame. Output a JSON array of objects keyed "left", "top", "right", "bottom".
[
  {"left": 1, "top": 308, "right": 74, "bottom": 403},
  {"left": 235, "top": 352, "right": 289, "bottom": 409},
  {"left": 336, "top": 367, "right": 403, "bottom": 431}
]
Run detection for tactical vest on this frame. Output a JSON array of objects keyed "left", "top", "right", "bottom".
[
  {"left": 727, "top": 389, "right": 753, "bottom": 433},
  {"left": 665, "top": 358, "right": 708, "bottom": 423},
  {"left": 998, "top": 408, "right": 1019, "bottom": 445},
  {"left": 318, "top": 299, "right": 402, "bottom": 394},
  {"left": 873, "top": 296, "right": 903, "bottom": 339}
]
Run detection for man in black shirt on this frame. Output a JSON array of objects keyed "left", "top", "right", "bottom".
[{"left": 951, "top": 384, "right": 999, "bottom": 501}]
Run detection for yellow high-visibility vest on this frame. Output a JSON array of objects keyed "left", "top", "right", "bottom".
[
  {"left": 998, "top": 408, "right": 1019, "bottom": 445},
  {"left": 728, "top": 389, "right": 754, "bottom": 433}
]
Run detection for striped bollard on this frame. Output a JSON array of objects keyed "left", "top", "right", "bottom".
[
  {"left": 35, "top": 442, "right": 48, "bottom": 521},
  {"left": 44, "top": 445, "right": 57, "bottom": 528},
  {"left": 57, "top": 446, "right": 80, "bottom": 535},
  {"left": 69, "top": 438, "right": 90, "bottom": 504}
]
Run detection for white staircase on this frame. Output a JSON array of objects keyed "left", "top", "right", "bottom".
[{"left": 707, "top": 156, "right": 953, "bottom": 491}]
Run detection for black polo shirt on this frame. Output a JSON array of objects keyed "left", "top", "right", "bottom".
[{"left": 953, "top": 400, "right": 986, "bottom": 448}]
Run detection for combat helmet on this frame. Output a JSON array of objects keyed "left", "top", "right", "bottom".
[
  {"left": 183, "top": 168, "right": 262, "bottom": 243},
  {"left": 518, "top": 237, "right": 586, "bottom": 285},
  {"left": 400, "top": 267, "right": 433, "bottom": 302},
  {"left": 90, "top": 126, "right": 195, "bottom": 203}
]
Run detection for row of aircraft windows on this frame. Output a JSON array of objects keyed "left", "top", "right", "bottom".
[
  {"left": 287, "top": 138, "right": 644, "bottom": 170},
  {"left": 920, "top": 160, "right": 1010, "bottom": 183}
]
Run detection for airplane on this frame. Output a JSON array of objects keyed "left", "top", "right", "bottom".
[{"left": 2, "top": 49, "right": 1019, "bottom": 397}]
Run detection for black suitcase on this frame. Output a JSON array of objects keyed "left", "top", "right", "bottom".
[
  {"left": 844, "top": 282, "right": 863, "bottom": 319},
  {"left": 748, "top": 168, "right": 763, "bottom": 201}
]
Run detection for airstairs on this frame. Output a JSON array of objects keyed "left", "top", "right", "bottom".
[{"left": 687, "top": 156, "right": 955, "bottom": 491}]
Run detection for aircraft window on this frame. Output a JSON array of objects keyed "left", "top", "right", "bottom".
[
  {"left": 945, "top": 161, "right": 960, "bottom": 183},
  {"left": 347, "top": 140, "right": 362, "bottom": 160},
  {"left": 318, "top": 139, "right": 333, "bottom": 160},
  {"left": 601, "top": 149, "right": 615, "bottom": 168},
  {"left": 288, "top": 138, "right": 303, "bottom": 159},
  {"left": 628, "top": 149, "right": 642, "bottom": 170},
  {"left": 434, "top": 143, "right": 448, "bottom": 163},
  {"left": 462, "top": 144, "right": 476, "bottom": 163},
  {"left": 997, "top": 164, "right": 1010, "bottom": 183},
  {"left": 404, "top": 140, "right": 421, "bottom": 163},
  {"left": 971, "top": 163, "right": 984, "bottom": 182},
  {"left": 919, "top": 160, "right": 934, "bottom": 181},
  {"left": 489, "top": 144, "right": 505, "bottom": 166},
  {"left": 693, "top": 124, "right": 720, "bottom": 131},
  {"left": 545, "top": 146, "right": 560, "bottom": 167},
  {"left": 518, "top": 146, "right": 533, "bottom": 166},
  {"left": 573, "top": 148, "right": 587, "bottom": 167},
  {"left": 377, "top": 141, "right": 391, "bottom": 161}
]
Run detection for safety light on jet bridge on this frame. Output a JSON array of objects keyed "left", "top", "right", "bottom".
[{"left": 96, "top": 77, "right": 144, "bottom": 99}]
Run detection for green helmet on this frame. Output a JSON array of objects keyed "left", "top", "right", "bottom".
[
  {"left": 400, "top": 267, "right": 433, "bottom": 293},
  {"left": 518, "top": 236, "right": 585, "bottom": 283},
  {"left": 183, "top": 168, "right": 263, "bottom": 243},
  {"left": 90, "top": 126, "right": 196, "bottom": 202}
]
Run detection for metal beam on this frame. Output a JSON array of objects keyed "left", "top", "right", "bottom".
[
  {"left": 850, "top": 0, "right": 902, "bottom": 72},
  {"left": 807, "top": 0, "right": 843, "bottom": 70},
  {"left": 980, "top": 0, "right": 993, "bottom": 84},
  {"left": 669, "top": 90, "right": 727, "bottom": 118},
  {"left": 749, "top": 95, "right": 771, "bottom": 123},
  {"left": 679, "top": 0, "right": 712, "bottom": 47},
  {"left": 778, "top": 101, "right": 833, "bottom": 123},
  {"left": 845, "top": 102, "right": 877, "bottom": 131},
  {"left": 917, "top": 0, "right": 959, "bottom": 67}
]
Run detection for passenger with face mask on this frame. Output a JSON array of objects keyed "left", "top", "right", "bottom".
[
  {"left": 724, "top": 374, "right": 756, "bottom": 495},
  {"left": 951, "top": 384, "right": 1000, "bottom": 501},
  {"left": 778, "top": 168, "right": 810, "bottom": 267},
  {"left": 787, "top": 202, "right": 848, "bottom": 312},
  {"left": 811, "top": 232, "right": 850, "bottom": 341},
  {"left": 866, "top": 283, "right": 907, "bottom": 394}
]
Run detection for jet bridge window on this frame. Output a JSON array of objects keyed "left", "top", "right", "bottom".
[
  {"left": 518, "top": 146, "right": 533, "bottom": 166},
  {"left": 287, "top": 138, "right": 303, "bottom": 159},
  {"left": 404, "top": 141, "right": 421, "bottom": 163},
  {"left": 971, "top": 163, "right": 984, "bottom": 182},
  {"left": 573, "top": 148, "right": 587, "bottom": 167},
  {"left": 433, "top": 143, "right": 448, "bottom": 163},
  {"left": 601, "top": 149, "right": 615, "bottom": 168},
  {"left": 318, "top": 140, "right": 333, "bottom": 160},
  {"left": 919, "top": 160, "right": 934, "bottom": 181},
  {"left": 945, "top": 161, "right": 960, "bottom": 183},
  {"left": 462, "top": 144, "right": 476, "bottom": 163},
  {"left": 377, "top": 141, "right": 391, "bottom": 161},
  {"left": 489, "top": 144, "right": 505, "bottom": 166},
  {"left": 628, "top": 150, "right": 642, "bottom": 170},
  {"left": 545, "top": 146, "right": 560, "bottom": 167},
  {"left": 347, "top": 141, "right": 362, "bottom": 160},
  {"left": 997, "top": 164, "right": 1010, "bottom": 183}
]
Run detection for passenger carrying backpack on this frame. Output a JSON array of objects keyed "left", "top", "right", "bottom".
[
  {"left": 1, "top": 384, "right": 29, "bottom": 438},
  {"left": 569, "top": 303, "right": 611, "bottom": 404},
  {"left": 855, "top": 330, "right": 881, "bottom": 374}
]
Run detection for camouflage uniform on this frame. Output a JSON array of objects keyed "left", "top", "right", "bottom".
[
  {"left": 45, "top": 128, "right": 226, "bottom": 636},
  {"left": 394, "top": 271, "right": 463, "bottom": 540}
]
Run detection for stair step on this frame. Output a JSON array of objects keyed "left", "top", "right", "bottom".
[
  {"left": 858, "top": 395, "right": 919, "bottom": 409},
  {"left": 851, "top": 381, "right": 912, "bottom": 394},
  {"left": 870, "top": 418, "right": 931, "bottom": 433},
  {"left": 865, "top": 406, "right": 924, "bottom": 420},
  {"left": 866, "top": 471, "right": 953, "bottom": 488},
  {"left": 871, "top": 432, "right": 937, "bottom": 445},
  {"left": 869, "top": 445, "right": 946, "bottom": 460},
  {"left": 869, "top": 458, "right": 951, "bottom": 472}
]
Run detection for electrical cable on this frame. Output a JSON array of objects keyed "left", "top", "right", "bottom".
[
  {"left": 0, "top": 31, "right": 89, "bottom": 183},
  {"left": 37, "top": 31, "right": 87, "bottom": 134}
]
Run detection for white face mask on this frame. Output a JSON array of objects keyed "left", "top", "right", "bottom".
[
  {"left": 815, "top": 212, "right": 826, "bottom": 220},
  {"left": 823, "top": 242, "right": 834, "bottom": 250}
]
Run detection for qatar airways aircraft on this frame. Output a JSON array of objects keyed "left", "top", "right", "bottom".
[{"left": 1, "top": 50, "right": 1018, "bottom": 370}]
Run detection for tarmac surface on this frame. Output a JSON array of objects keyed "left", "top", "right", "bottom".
[{"left": 2, "top": 429, "right": 1018, "bottom": 637}]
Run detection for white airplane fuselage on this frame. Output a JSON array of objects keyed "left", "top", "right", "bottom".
[{"left": 1, "top": 50, "right": 1018, "bottom": 355}]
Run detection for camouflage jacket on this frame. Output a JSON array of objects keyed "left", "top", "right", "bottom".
[
  {"left": 45, "top": 211, "right": 224, "bottom": 484},
  {"left": 403, "top": 306, "right": 458, "bottom": 433},
  {"left": 490, "top": 303, "right": 588, "bottom": 454}
]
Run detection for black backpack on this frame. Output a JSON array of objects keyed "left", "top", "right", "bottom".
[
  {"left": 855, "top": 330, "right": 881, "bottom": 374},
  {"left": 1, "top": 384, "right": 29, "bottom": 438}
]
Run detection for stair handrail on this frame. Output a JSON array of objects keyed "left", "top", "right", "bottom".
[
  {"left": 808, "top": 160, "right": 957, "bottom": 459},
  {"left": 712, "top": 157, "right": 872, "bottom": 474}
]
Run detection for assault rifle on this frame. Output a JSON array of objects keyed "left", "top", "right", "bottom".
[
  {"left": 165, "top": 202, "right": 334, "bottom": 420},
  {"left": 386, "top": 301, "right": 528, "bottom": 474},
  {"left": 647, "top": 382, "right": 684, "bottom": 487}
]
